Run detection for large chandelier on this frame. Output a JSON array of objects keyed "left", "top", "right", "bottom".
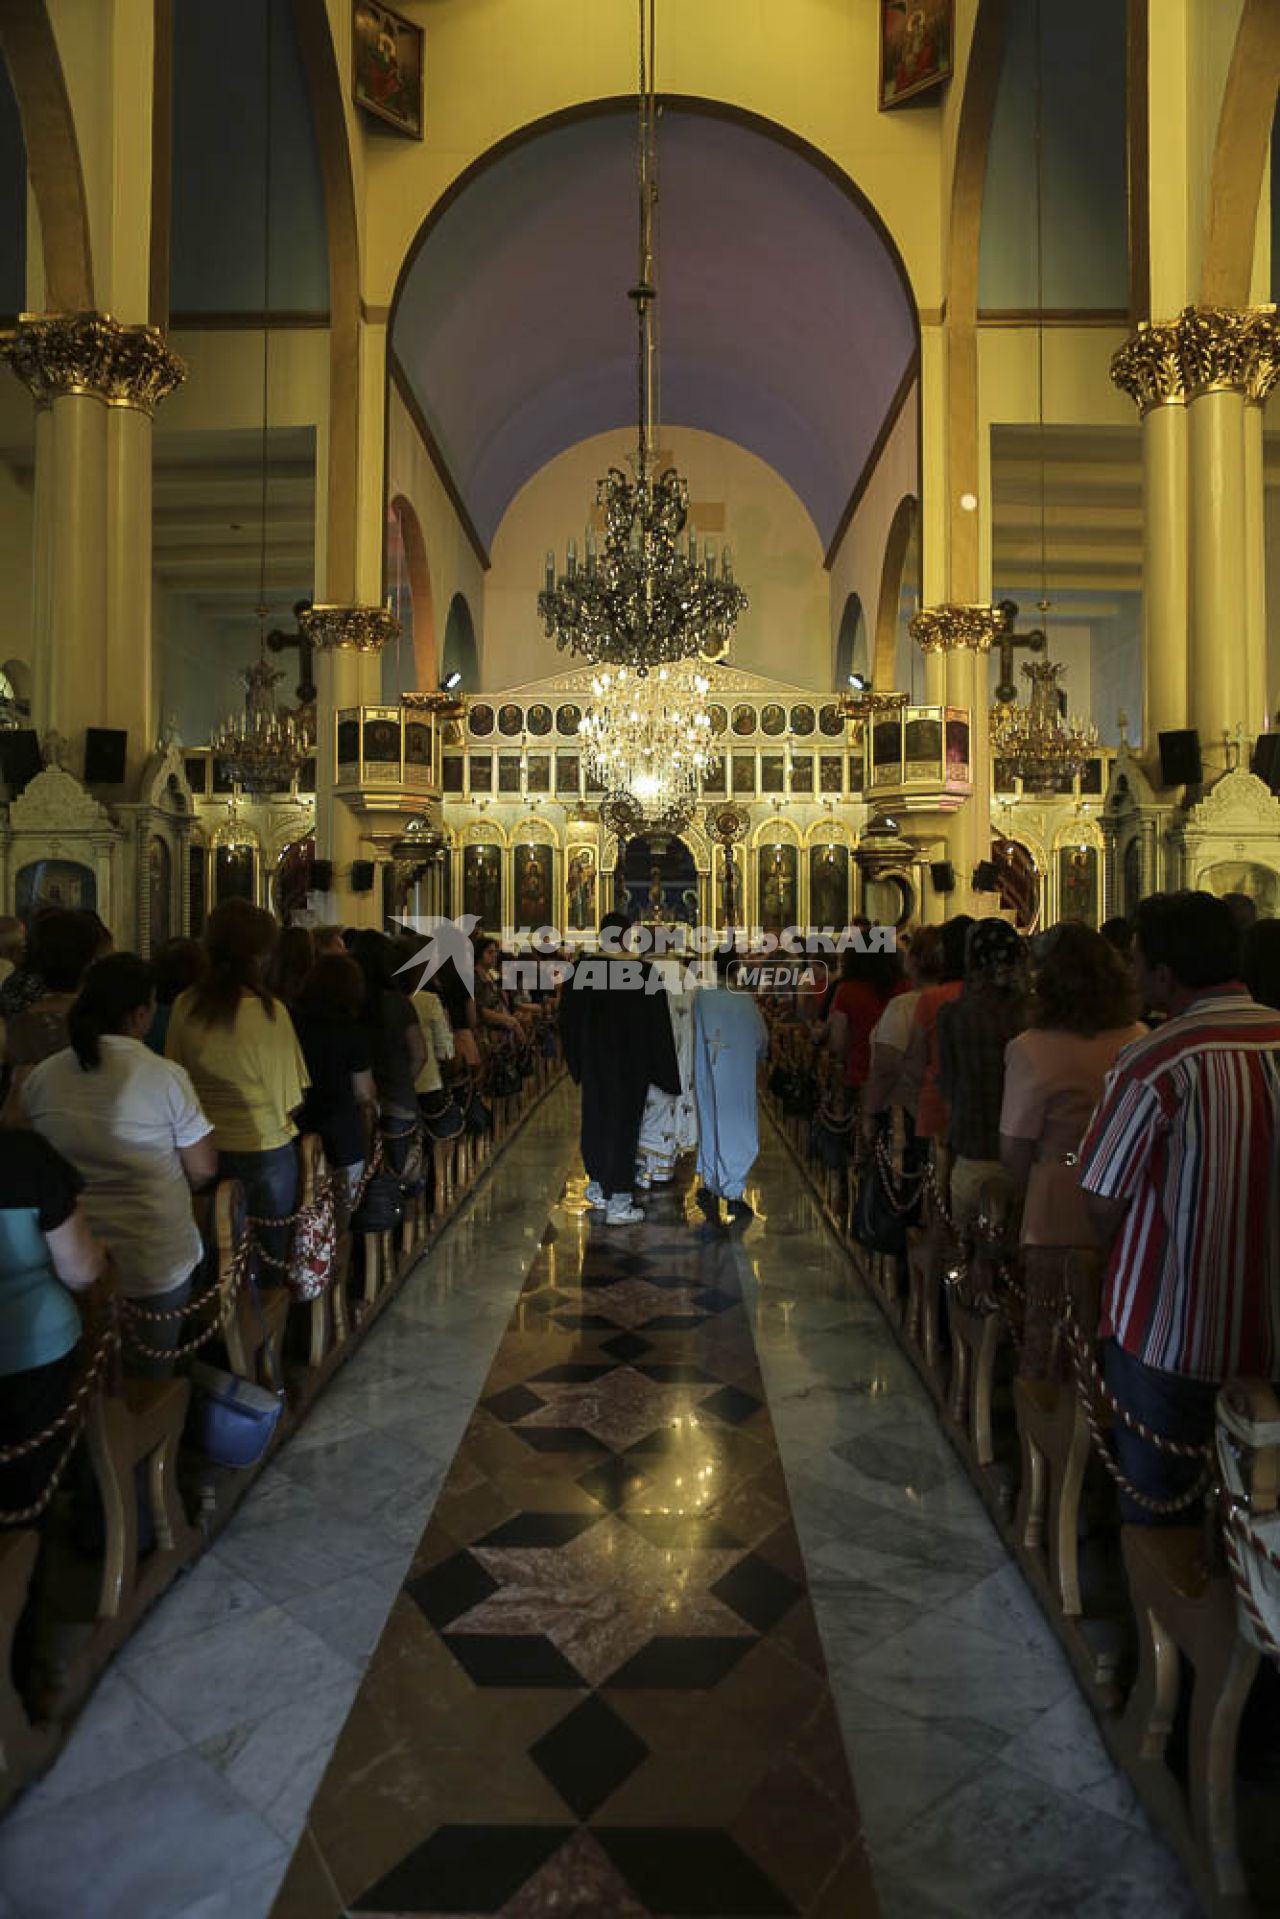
[
  {"left": 579, "top": 661, "right": 713, "bottom": 822},
  {"left": 536, "top": 0, "right": 747, "bottom": 674},
  {"left": 990, "top": 657, "right": 1097, "bottom": 793},
  {"left": 213, "top": 2, "right": 309, "bottom": 801}
]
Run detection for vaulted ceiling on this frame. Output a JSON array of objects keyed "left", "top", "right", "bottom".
[{"left": 391, "top": 105, "right": 918, "bottom": 555}]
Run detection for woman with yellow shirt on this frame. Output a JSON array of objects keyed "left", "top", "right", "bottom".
[{"left": 166, "top": 900, "right": 309, "bottom": 1272}]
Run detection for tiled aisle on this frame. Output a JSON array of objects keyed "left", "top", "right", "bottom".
[
  {"left": 0, "top": 1088, "right": 580, "bottom": 1919},
  {"left": 270, "top": 1183, "right": 874, "bottom": 1916},
  {"left": 738, "top": 1120, "right": 1202, "bottom": 1919}
]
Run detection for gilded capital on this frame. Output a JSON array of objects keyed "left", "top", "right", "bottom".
[
  {"left": 1176, "top": 304, "right": 1280, "bottom": 405},
  {"left": 908, "top": 602, "right": 1007, "bottom": 654},
  {"left": 0, "top": 312, "right": 186, "bottom": 414},
  {"left": 1109, "top": 321, "right": 1185, "bottom": 414},
  {"left": 300, "top": 603, "right": 402, "bottom": 654}
]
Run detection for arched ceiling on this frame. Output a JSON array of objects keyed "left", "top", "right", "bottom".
[{"left": 391, "top": 105, "right": 917, "bottom": 554}]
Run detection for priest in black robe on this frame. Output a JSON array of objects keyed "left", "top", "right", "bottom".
[{"left": 560, "top": 911, "right": 681, "bottom": 1222}]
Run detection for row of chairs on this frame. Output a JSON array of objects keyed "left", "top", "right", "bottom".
[
  {"left": 0, "top": 1040, "right": 563, "bottom": 1812},
  {"left": 765, "top": 1021, "right": 1280, "bottom": 1917}
]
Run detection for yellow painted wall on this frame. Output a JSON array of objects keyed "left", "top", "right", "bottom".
[
  {"left": 386, "top": 381, "right": 488, "bottom": 691},
  {"left": 827, "top": 385, "right": 919, "bottom": 694},
  {"left": 483, "top": 425, "right": 828, "bottom": 693}
]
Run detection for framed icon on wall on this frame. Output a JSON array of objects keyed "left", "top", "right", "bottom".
[
  {"left": 353, "top": 1, "right": 424, "bottom": 139},
  {"left": 879, "top": 0, "right": 952, "bottom": 110}
]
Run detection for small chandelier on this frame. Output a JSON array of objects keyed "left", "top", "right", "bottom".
[
  {"left": 990, "top": 657, "right": 1097, "bottom": 793},
  {"left": 578, "top": 661, "right": 713, "bottom": 824},
  {"left": 212, "top": 656, "right": 309, "bottom": 796},
  {"left": 536, "top": 0, "right": 747, "bottom": 673}
]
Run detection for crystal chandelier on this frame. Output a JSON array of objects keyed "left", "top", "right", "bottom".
[
  {"left": 990, "top": 657, "right": 1097, "bottom": 793},
  {"left": 579, "top": 661, "right": 713, "bottom": 824},
  {"left": 212, "top": 3, "right": 309, "bottom": 800},
  {"left": 536, "top": 0, "right": 747, "bottom": 673}
]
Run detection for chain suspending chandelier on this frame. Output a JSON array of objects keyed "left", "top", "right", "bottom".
[
  {"left": 536, "top": 0, "right": 747, "bottom": 674},
  {"left": 212, "top": 3, "right": 309, "bottom": 800}
]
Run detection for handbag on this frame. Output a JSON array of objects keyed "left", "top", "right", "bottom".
[
  {"left": 852, "top": 1160, "right": 908, "bottom": 1258},
  {"left": 351, "top": 1169, "right": 405, "bottom": 1233},
  {"left": 285, "top": 1184, "right": 337, "bottom": 1302},
  {"left": 489, "top": 1050, "right": 522, "bottom": 1099},
  {"left": 809, "top": 1112, "right": 851, "bottom": 1171},
  {"left": 188, "top": 1360, "right": 285, "bottom": 1468},
  {"left": 420, "top": 1088, "right": 465, "bottom": 1141}
]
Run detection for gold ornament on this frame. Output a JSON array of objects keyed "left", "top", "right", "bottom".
[
  {"left": 0, "top": 311, "right": 186, "bottom": 414},
  {"left": 299, "top": 604, "right": 402, "bottom": 654},
  {"left": 908, "top": 602, "right": 1008, "bottom": 654},
  {"left": 1109, "top": 321, "right": 1185, "bottom": 414}
]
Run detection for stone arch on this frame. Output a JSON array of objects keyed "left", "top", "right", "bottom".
[
  {"left": 874, "top": 495, "right": 919, "bottom": 691},
  {"left": 441, "top": 592, "right": 479, "bottom": 691},
  {"left": 0, "top": 0, "right": 94, "bottom": 308},
  {"left": 1201, "top": 0, "right": 1280, "bottom": 306},
  {"left": 389, "top": 494, "right": 436, "bottom": 688},
  {"left": 833, "top": 593, "right": 870, "bottom": 691}
]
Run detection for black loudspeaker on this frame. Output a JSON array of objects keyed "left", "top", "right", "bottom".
[
  {"left": 1251, "top": 733, "right": 1280, "bottom": 793},
  {"left": 0, "top": 728, "right": 42, "bottom": 795},
  {"left": 930, "top": 859, "right": 956, "bottom": 895},
  {"left": 1158, "top": 728, "right": 1203, "bottom": 788},
  {"left": 972, "top": 859, "right": 1000, "bottom": 892},
  {"left": 84, "top": 726, "right": 127, "bottom": 784},
  {"left": 311, "top": 859, "right": 333, "bottom": 892},
  {"left": 351, "top": 860, "right": 375, "bottom": 893}
]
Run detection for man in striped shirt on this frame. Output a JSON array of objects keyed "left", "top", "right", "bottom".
[{"left": 1079, "top": 891, "right": 1280, "bottom": 1523}]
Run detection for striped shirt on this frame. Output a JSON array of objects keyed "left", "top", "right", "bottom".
[{"left": 1078, "top": 988, "right": 1280, "bottom": 1379}]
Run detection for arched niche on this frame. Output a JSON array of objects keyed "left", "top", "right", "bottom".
[
  {"left": 834, "top": 592, "right": 870, "bottom": 692},
  {"left": 874, "top": 495, "right": 920, "bottom": 694},
  {"left": 383, "top": 494, "right": 436, "bottom": 699},
  {"left": 441, "top": 592, "right": 479, "bottom": 691}
]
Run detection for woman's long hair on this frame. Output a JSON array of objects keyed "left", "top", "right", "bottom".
[
  {"left": 267, "top": 925, "right": 314, "bottom": 1007},
  {"left": 68, "top": 953, "right": 154, "bottom": 1071},
  {"left": 348, "top": 929, "right": 397, "bottom": 1030},
  {"left": 1031, "top": 922, "right": 1138, "bottom": 1035},
  {"left": 186, "top": 899, "right": 278, "bottom": 1028}
]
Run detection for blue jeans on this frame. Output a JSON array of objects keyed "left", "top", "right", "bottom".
[
  {"left": 219, "top": 1143, "right": 298, "bottom": 1282},
  {"left": 1102, "top": 1339, "right": 1218, "bottom": 1527}
]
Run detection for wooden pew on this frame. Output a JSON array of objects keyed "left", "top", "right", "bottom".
[
  {"left": 0, "top": 1532, "right": 55, "bottom": 1809},
  {"left": 84, "top": 1375, "right": 199, "bottom": 1624},
  {"left": 293, "top": 1134, "right": 346, "bottom": 1373},
  {"left": 946, "top": 1170, "right": 1018, "bottom": 1468},
  {"left": 1013, "top": 1251, "right": 1102, "bottom": 1618},
  {"left": 213, "top": 1179, "right": 290, "bottom": 1390}
]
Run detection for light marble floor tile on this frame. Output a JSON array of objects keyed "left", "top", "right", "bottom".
[
  {"left": 0, "top": 1750, "right": 284, "bottom": 1919},
  {"left": 4, "top": 1668, "right": 186, "bottom": 1825},
  {"left": 208, "top": 1473, "right": 405, "bottom": 1602},
  {"left": 121, "top": 1554, "right": 272, "bottom": 1661},
  {"left": 998, "top": 1690, "right": 1152, "bottom": 1830},
  {"left": 282, "top": 1562, "right": 406, "bottom": 1668},
  {"left": 198, "top": 1672, "right": 359, "bottom": 1843},
  {"left": 170, "top": 1852, "right": 289, "bottom": 1919},
  {"left": 124, "top": 1603, "right": 356, "bottom": 1745}
]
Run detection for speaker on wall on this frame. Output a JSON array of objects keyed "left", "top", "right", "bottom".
[
  {"left": 351, "top": 860, "right": 375, "bottom": 893},
  {"left": 84, "top": 726, "right": 127, "bottom": 784},
  {"left": 1251, "top": 733, "right": 1280, "bottom": 793},
  {"left": 310, "top": 859, "right": 334, "bottom": 893},
  {"left": 972, "top": 859, "right": 1000, "bottom": 893},
  {"left": 929, "top": 859, "right": 956, "bottom": 895},
  {"left": 0, "top": 728, "right": 42, "bottom": 796},
  {"left": 1158, "top": 728, "right": 1203, "bottom": 788}
]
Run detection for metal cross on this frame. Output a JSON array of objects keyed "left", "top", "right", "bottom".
[{"left": 992, "top": 599, "right": 1048, "bottom": 704}]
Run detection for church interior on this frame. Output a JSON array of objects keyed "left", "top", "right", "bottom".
[{"left": 1, "top": 1, "right": 1280, "bottom": 1915}]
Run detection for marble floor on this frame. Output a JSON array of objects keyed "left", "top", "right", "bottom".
[{"left": 0, "top": 1088, "right": 1203, "bottom": 1918}]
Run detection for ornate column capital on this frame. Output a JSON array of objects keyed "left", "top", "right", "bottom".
[
  {"left": 300, "top": 603, "right": 401, "bottom": 653},
  {"left": 1176, "top": 304, "right": 1280, "bottom": 405},
  {"left": 1109, "top": 320, "right": 1186, "bottom": 414},
  {"left": 908, "top": 601, "right": 1009, "bottom": 654},
  {"left": 0, "top": 311, "right": 187, "bottom": 414}
]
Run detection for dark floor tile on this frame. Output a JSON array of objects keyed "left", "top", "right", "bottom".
[
  {"left": 601, "top": 1332, "right": 654, "bottom": 1361},
  {"left": 553, "top": 1312, "right": 622, "bottom": 1330},
  {"left": 711, "top": 1555, "right": 803, "bottom": 1633},
  {"left": 605, "top": 1636, "right": 754, "bottom": 1688},
  {"left": 483, "top": 1384, "right": 547, "bottom": 1423},
  {"left": 475, "top": 1512, "right": 604, "bottom": 1549},
  {"left": 442, "top": 1632, "right": 588, "bottom": 1689},
  {"left": 407, "top": 1550, "right": 501, "bottom": 1630},
  {"left": 352, "top": 1824, "right": 575, "bottom": 1913},
  {"left": 577, "top": 1457, "right": 651, "bottom": 1511},
  {"left": 529, "top": 1695, "right": 650, "bottom": 1819},
  {"left": 635, "top": 1362, "right": 720, "bottom": 1384},
  {"left": 701, "top": 1385, "right": 765, "bottom": 1425},
  {"left": 640, "top": 1313, "right": 709, "bottom": 1332},
  {"left": 692, "top": 1287, "right": 742, "bottom": 1315},
  {"left": 593, "top": 1827, "right": 795, "bottom": 1916},
  {"left": 532, "top": 1362, "right": 618, "bottom": 1383},
  {"left": 512, "top": 1426, "right": 612, "bottom": 1455}
]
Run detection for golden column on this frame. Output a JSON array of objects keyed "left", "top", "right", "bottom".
[
  {"left": 1110, "top": 322, "right": 1188, "bottom": 776},
  {"left": 1177, "top": 305, "right": 1280, "bottom": 756},
  {"left": 0, "top": 313, "right": 186, "bottom": 784},
  {"left": 908, "top": 602, "right": 1004, "bottom": 911},
  {"left": 300, "top": 602, "right": 400, "bottom": 927}
]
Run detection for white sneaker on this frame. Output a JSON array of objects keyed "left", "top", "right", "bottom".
[
  {"left": 584, "top": 1180, "right": 606, "bottom": 1209},
  {"left": 606, "top": 1197, "right": 646, "bottom": 1225},
  {"left": 635, "top": 1169, "right": 653, "bottom": 1191}
]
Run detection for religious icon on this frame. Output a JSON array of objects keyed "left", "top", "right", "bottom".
[
  {"left": 945, "top": 710, "right": 971, "bottom": 784},
  {"left": 732, "top": 754, "right": 756, "bottom": 795},
  {"left": 527, "top": 704, "right": 552, "bottom": 735},
  {"left": 469, "top": 704, "right": 495, "bottom": 737},
  {"left": 1202, "top": 859, "right": 1280, "bottom": 918},
  {"left": 1058, "top": 845, "right": 1099, "bottom": 927},
  {"left": 556, "top": 703, "right": 583, "bottom": 737},
  {"left": 404, "top": 720, "right": 432, "bottom": 767},
  {"left": 149, "top": 838, "right": 173, "bottom": 947},
  {"left": 819, "top": 703, "right": 845, "bottom": 737},
  {"left": 362, "top": 716, "right": 401, "bottom": 764},
  {"left": 760, "top": 703, "right": 786, "bottom": 736},
  {"left": 15, "top": 858, "right": 96, "bottom": 919},
  {"left": 701, "top": 754, "right": 727, "bottom": 795},
  {"left": 469, "top": 754, "right": 493, "bottom": 793},
  {"left": 879, "top": 0, "right": 952, "bottom": 110},
  {"left": 189, "top": 844, "right": 207, "bottom": 936},
  {"left": 498, "top": 703, "right": 523, "bottom": 737},
  {"left": 184, "top": 756, "right": 208, "bottom": 797},
  {"left": 442, "top": 755, "right": 463, "bottom": 794},
  {"left": 872, "top": 716, "right": 903, "bottom": 785},
  {"left": 707, "top": 704, "right": 729, "bottom": 736},
  {"left": 761, "top": 754, "right": 785, "bottom": 793},
  {"left": 463, "top": 843, "right": 502, "bottom": 933},
  {"left": 352, "top": 1, "right": 424, "bottom": 139},
  {"left": 809, "top": 844, "right": 849, "bottom": 930},
  {"left": 731, "top": 704, "right": 757, "bottom": 736},
  {"left": 498, "top": 755, "right": 521, "bottom": 793},
  {"left": 790, "top": 704, "right": 816, "bottom": 737},
  {"left": 556, "top": 752, "right": 581, "bottom": 795},
  {"left": 758, "top": 844, "right": 797, "bottom": 934},
  {"left": 515, "top": 844, "right": 553, "bottom": 929},
  {"left": 214, "top": 844, "right": 256, "bottom": 904},
  {"left": 791, "top": 754, "right": 814, "bottom": 795},
  {"left": 566, "top": 846, "right": 597, "bottom": 932},
  {"left": 904, "top": 713, "right": 942, "bottom": 781}
]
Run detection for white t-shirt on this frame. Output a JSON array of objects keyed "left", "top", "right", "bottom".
[{"left": 24, "top": 1035, "right": 212, "bottom": 1295}]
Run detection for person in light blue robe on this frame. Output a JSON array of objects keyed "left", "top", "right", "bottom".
[{"left": 693, "top": 952, "right": 768, "bottom": 1210}]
